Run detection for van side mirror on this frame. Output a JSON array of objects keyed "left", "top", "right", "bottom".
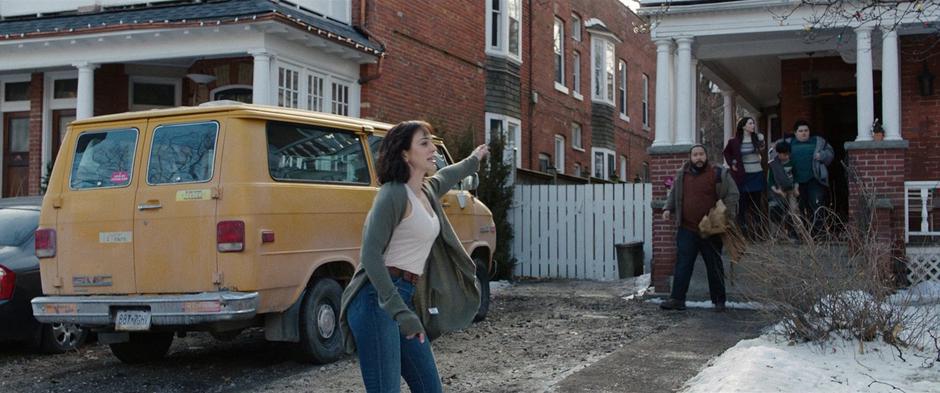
[{"left": 462, "top": 174, "right": 480, "bottom": 191}]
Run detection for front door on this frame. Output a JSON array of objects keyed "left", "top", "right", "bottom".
[
  {"left": 134, "top": 120, "right": 222, "bottom": 293},
  {"left": 51, "top": 110, "right": 76, "bottom": 168},
  {"left": 3, "top": 112, "right": 30, "bottom": 197}
]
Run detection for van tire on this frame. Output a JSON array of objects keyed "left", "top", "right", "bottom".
[
  {"left": 109, "top": 332, "right": 174, "bottom": 364},
  {"left": 297, "top": 278, "right": 344, "bottom": 364},
  {"left": 473, "top": 257, "right": 490, "bottom": 322}
]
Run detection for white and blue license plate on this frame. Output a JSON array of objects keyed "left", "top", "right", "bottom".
[{"left": 115, "top": 310, "right": 151, "bottom": 331}]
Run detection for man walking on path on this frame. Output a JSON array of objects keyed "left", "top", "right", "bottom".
[{"left": 661, "top": 145, "right": 739, "bottom": 311}]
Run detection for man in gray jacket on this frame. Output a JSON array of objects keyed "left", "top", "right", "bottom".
[
  {"left": 661, "top": 145, "right": 739, "bottom": 311},
  {"left": 770, "top": 120, "right": 834, "bottom": 237}
]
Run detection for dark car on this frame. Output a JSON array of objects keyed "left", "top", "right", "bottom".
[{"left": 0, "top": 196, "right": 88, "bottom": 353}]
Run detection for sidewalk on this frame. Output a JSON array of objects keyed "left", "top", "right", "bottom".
[{"left": 554, "top": 306, "right": 765, "bottom": 393}]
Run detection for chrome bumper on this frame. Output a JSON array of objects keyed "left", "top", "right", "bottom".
[{"left": 31, "top": 292, "right": 258, "bottom": 326}]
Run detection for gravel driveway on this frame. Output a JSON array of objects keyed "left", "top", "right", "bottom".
[{"left": 0, "top": 278, "right": 689, "bottom": 393}]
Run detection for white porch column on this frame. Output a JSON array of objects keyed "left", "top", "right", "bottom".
[
  {"left": 690, "top": 57, "right": 699, "bottom": 142},
  {"left": 855, "top": 26, "right": 875, "bottom": 141},
  {"left": 74, "top": 62, "right": 98, "bottom": 120},
  {"left": 881, "top": 29, "right": 902, "bottom": 140},
  {"left": 652, "top": 38, "right": 674, "bottom": 146},
  {"left": 674, "top": 37, "right": 694, "bottom": 145},
  {"left": 722, "top": 90, "right": 734, "bottom": 146},
  {"left": 251, "top": 51, "right": 272, "bottom": 105}
]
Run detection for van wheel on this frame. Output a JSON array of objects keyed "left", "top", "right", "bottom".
[
  {"left": 297, "top": 278, "right": 344, "bottom": 364},
  {"left": 473, "top": 257, "right": 490, "bottom": 322},
  {"left": 39, "top": 322, "right": 88, "bottom": 353},
  {"left": 109, "top": 332, "right": 174, "bottom": 364}
]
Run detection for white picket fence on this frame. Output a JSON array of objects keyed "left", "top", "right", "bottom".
[{"left": 510, "top": 183, "right": 653, "bottom": 280}]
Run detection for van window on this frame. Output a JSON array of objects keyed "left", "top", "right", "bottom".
[
  {"left": 147, "top": 121, "right": 219, "bottom": 184},
  {"left": 267, "top": 121, "right": 370, "bottom": 184},
  {"left": 69, "top": 129, "right": 138, "bottom": 189},
  {"left": 367, "top": 135, "right": 383, "bottom": 168}
]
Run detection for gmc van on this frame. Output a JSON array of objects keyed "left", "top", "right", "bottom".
[{"left": 31, "top": 102, "right": 495, "bottom": 364}]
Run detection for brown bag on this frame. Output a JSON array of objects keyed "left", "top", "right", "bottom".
[{"left": 698, "top": 199, "right": 729, "bottom": 238}]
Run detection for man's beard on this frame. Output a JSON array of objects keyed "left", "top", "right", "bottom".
[{"left": 692, "top": 159, "right": 707, "bottom": 169}]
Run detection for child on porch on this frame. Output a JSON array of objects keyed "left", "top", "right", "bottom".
[{"left": 768, "top": 141, "right": 799, "bottom": 241}]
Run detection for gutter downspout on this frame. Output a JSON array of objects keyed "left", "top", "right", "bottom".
[
  {"left": 357, "top": 0, "right": 386, "bottom": 85},
  {"left": 527, "top": 0, "right": 534, "bottom": 170}
]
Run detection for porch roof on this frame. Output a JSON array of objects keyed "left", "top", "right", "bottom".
[{"left": 0, "top": 0, "right": 383, "bottom": 55}]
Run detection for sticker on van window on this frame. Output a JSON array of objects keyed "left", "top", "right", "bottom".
[
  {"left": 99, "top": 232, "right": 132, "bottom": 243},
  {"left": 176, "top": 189, "right": 211, "bottom": 201},
  {"left": 110, "top": 171, "right": 130, "bottom": 184}
]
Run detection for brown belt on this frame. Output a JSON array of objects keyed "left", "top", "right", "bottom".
[{"left": 387, "top": 266, "right": 420, "bottom": 284}]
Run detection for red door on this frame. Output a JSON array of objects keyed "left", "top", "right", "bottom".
[{"left": 3, "top": 112, "right": 30, "bottom": 197}]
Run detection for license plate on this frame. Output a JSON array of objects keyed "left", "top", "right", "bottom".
[{"left": 115, "top": 310, "right": 151, "bottom": 331}]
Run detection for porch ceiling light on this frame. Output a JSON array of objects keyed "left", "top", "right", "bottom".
[{"left": 918, "top": 61, "right": 934, "bottom": 97}]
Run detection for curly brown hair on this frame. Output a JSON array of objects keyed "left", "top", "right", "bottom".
[{"left": 376, "top": 120, "right": 432, "bottom": 184}]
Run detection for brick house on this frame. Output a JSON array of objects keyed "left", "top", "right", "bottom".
[
  {"left": 0, "top": 0, "right": 656, "bottom": 198},
  {"left": 638, "top": 0, "right": 940, "bottom": 291}
]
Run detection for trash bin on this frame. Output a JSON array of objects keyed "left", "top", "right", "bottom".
[{"left": 615, "top": 241, "right": 645, "bottom": 279}]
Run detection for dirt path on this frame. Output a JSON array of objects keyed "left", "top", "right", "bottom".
[{"left": 0, "top": 278, "right": 759, "bottom": 393}]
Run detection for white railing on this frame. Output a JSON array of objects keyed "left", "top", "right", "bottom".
[
  {"left": 904, "top": 181, "right": 940, "bottom": 243},
  {"left": 509, "top": 183, "right": 652, "bottom": 280}
]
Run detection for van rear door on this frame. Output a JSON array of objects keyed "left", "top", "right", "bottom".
[
  {"left": 133, "top": 120, "right": 221, "bottom": 294},
  {"left": 57, "top": 123, "right": 144, "bottom": 294}
]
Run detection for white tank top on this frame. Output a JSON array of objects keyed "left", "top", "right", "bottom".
[{"left": 384, "top": 187, "right": 441, "bottom": 275}]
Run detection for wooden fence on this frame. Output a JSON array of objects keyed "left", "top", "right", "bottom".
[{"left": 510, "top": 183, "right": 652, "bottom": 280}]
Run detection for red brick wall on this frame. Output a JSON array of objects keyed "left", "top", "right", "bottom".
[
  {"left": 27, "top": 73, "right": 44, "bottom": 196},
  {"left": 94, "top": 64, "right": 128, "bottom": 116},
  {"left": 357, "top": 0, "right": 486, "bottom": 143},
  {"left": 523, "top": 0, "right": 655, "bottom": 177},
  {"left": 846, "top": 147, "right": 906, "bottom": 256},
  {"left": 779, "top": 56, "right": 853, "bottom": 134},
  {"left": 901, "top": 35, "right": 940, "bottom": 181},
  {"left": 649, "top": 151, "right": 688, "bottom": 292}
]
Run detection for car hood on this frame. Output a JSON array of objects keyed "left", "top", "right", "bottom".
[{"left": 0, "top": 245, "right": 38, "bottom": 273}]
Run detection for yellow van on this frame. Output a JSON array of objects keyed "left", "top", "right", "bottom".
[{"left": 31, "top": 102, "right": 496, "bottom": 364}]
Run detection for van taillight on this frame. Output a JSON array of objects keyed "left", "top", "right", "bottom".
[
  {"left": 217, "top": 221, "right": 245, "bottom": 252},
  {"left": 35, "top": 228, "right": 56, "bottom": 258},
  {"left": 0, "top": 265, "right": 15, "bottom": 300}
]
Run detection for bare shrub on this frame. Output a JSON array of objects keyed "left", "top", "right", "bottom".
[{"left": 729, "top": 181, "right": 939, "bottom": 350}]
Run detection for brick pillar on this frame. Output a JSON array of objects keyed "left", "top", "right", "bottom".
[
  {"left": 27, "top": 72, "right": 44, "bottom": 196},
  {"left": 844, "top": 141, "right": 908, "bottom": 265},
  {"left": 648, "top": 145, "right": 694, "bottom": 293}
]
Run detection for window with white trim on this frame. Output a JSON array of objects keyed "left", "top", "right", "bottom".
[
  {"left": 307, "top": 74, "right": 325, "bottom": 112},
  {"left": 538, "top": 153, "right": 551, "bottom": 173},
  {"left": 620, "top": 155, "right": 628, "bottom": 181},
  {"left": 278, "top": 66, "right": 300, "bottom": 108},
  {"left": 554, "top": 18, "right": 565, "bottom": 86},
  {"left": 1, "top": 74, "right": 32, "bottom": 112},
  {"left": 591, "top": 37, "right": 616, "bottom": 105},
  {"left": 130, "top": 76, "right": 180, "bottom": 111},
  {"left": 571, "top": 14, "right": 582, "bottom": 41},
  {"left": 572, "top": 51, "right": 581, "bottom": 95},
  {"left": 592, "top": 147, "right": 615, "bottom": 180},
  {"left": 485, "top": 113, "right": 522, "bottom": 169},
  {"left": 642, "top": 73, "right": 650, "bottom": 128},
  {"left": 331, "top": 81, "right": 350, "bottom": 116},
  {"left": 571, "top": 122, "right": 582, "bottom": 150},
  {"left": 618, "top": 60, "right": 628, "bottom": 118},
  {"left": 486, "top": 0, "right": 522, "bottom": 62},
  {"left": 554, "top": 135, "right": 565, "bottom": 174}
]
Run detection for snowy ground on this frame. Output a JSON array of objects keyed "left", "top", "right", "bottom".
[{"left": 680, "top": 282, "right": 940, "bottom": 393}]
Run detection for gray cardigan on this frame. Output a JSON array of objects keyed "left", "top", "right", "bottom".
[
  {"left": 664, "top": 162, "right": 740, "bottom": 230},
  {"left": 339, "top": 155, "right": 482, "bottom": 354}
]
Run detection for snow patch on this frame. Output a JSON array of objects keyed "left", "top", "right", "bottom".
[{"left": 645, "top": 297, "right": 764, "bottom": 310}]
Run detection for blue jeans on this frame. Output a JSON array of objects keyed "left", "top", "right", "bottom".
[
  {"left": 347, "top": 278, "right": 442, "bottom": 393},
  {"left": 671, "top": 227, "right": 726, "bottom": 304}
]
